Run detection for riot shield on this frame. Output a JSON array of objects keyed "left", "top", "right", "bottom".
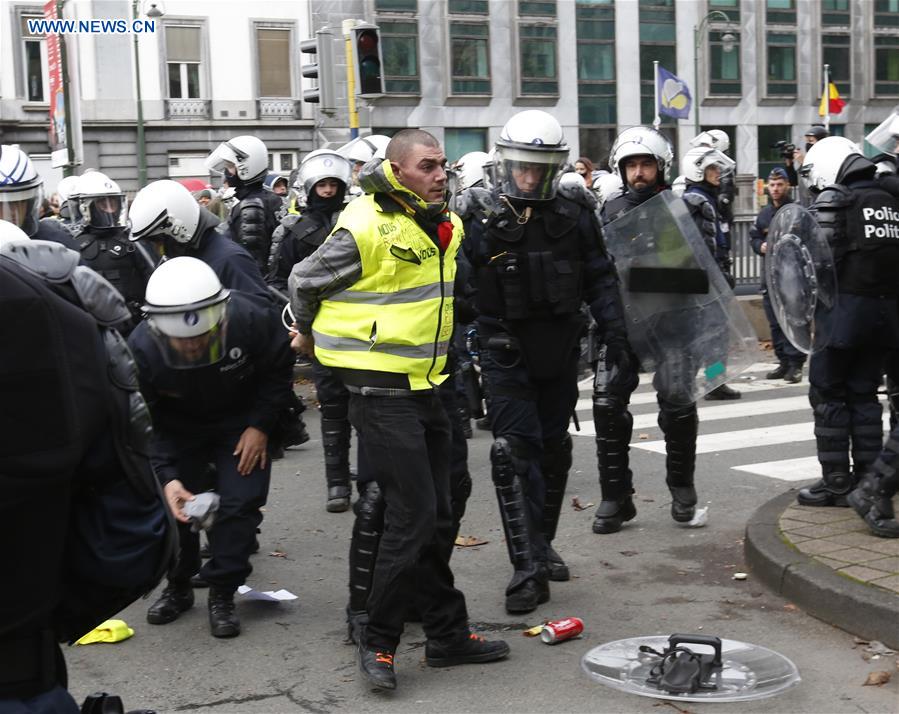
[
  {"left": 602, "top": 191, "right": 760, "bottom": 405},
  {"left": 582, "top": 634, "right": 801, "bottom": 703},
  {"left": 764, "top": 203, "right": 836, "bottom": 354}
]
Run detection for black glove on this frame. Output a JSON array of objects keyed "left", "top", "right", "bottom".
[{"left": 604, "top": 337, "right": 633, "bottom": 375}]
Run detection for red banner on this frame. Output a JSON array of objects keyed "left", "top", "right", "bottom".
[{"left": 44, "top": 0, "right": 66, "bottom": 151}]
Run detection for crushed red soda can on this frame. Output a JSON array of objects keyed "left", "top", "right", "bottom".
[{"left": 540, "top": 617, "right": 584, "bottom": 645}]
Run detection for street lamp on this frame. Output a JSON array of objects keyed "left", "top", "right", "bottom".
[
  {"left": 693, "top": 10, "right": 736, "bottom": 134},
  {"left": 133, "top": 1, "right": 164, "bottom": 188}
]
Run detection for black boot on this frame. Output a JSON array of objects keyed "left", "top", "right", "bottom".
[
  {"left": 704, "top": 383, "right": 741, "bottom": 400},
  {"left": 208, "top": 587, "right": 240, "bottom": 638},
  {"left": 346, "top": 608, "right": 368, "bottom": 645},
  {"left": 593, "top": 400, "right": 636, "bottom": 534},
  {"left": 766, "top": 363, "right": 788, "bottom": 380},
  {"left": 147, "top": 581, "right": 193, "bottom": 624},
  {"left": 541, "top": 435, "right": 572, "bottom": 581},
  {"left": 660, "top": 403, "right": 699, "bottom": 523},
  {"left": 321, "top": 412, "right": 352, "bottom": 513},
  {"left": 783, "top": 364, "right": 803, "bottom": 384},
  {"left": 797, "top": 469, "right": 856, "bottom": 507},
  {"left": 848, "top": 469, "right": 899, "bottom": 538}
]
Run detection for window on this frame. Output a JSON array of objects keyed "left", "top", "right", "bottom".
[
  {"left": 268, "top": 151, "right": 297, "bottom": 173},
  {"left": 20, "top": 14, "right": 48, "bottom": 102},
  {"left": 710, "top": 0, "right": 740, "bottom": 23},
  {"left": 519, "top": 24, "right": 558, "bottom": 95},
  {"left": 577, "top": 0, "right": 616, "bottom": 127},
  {"left": 165, "top": 25, "right": 202, "bottom": 99},
  {"left": 519, "top": 0, "right": 557, "bottom": 17},
  {"left": 709, "top": 30, "right": 741, "bottom": 96},
  {"left": 822, "top": 34, "right": 851, "bottom": 97},
  {"left": 758, "top": 125, "right": 791, "bottom": 178},
  {"left": 256, "top": 27, "right": 292, "bottom": 97},
  {"left": 375, "top": 0, "right": 417, "bottom": 10},
  {"left": 875, "top": 0, "right": 899, "bottom": 27},
  {"left": 448, "top": 0, "right": 488, "bottom": 13},
  {"left": 766, "top": 32, "right": 796, "bottom": 96},
  {"left": 579, "top": 128, "right": 617, "bottom": 169},
  {"left": 168, "top": 153, "right": 209, "bottom": 179},
  {"left": 449, "top": 22, "right": 490, "bottom": 94},
  {"left": 875, "top": 37, "right": 899, "bottom": 95},
  {"left": 378, "top": 20, "right": 420, "bottom": 93},
  {"left": 639, "top": 0, "right": 676, "bottom": 125},
  {"left": 766, "top": 0, "right": 796, "bottom": 25},
  {"left": 822, "top": 0, "right": 850, "bottom": 26},
  {"left": 444, "top": 128, "right": 487, "bottom": 162}
]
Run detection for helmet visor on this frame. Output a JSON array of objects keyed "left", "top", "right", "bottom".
[
  {"left": 0, "top": 187, "right": 41, "bottom": 236},
  {"left": 87, "top": 195, "right": 127, "bottom": 229},
  {"left": 149, "top": 319, "right": 228, "bottom": 369},
  {"left": 864, "top": 109, "right": 899, "bottom": 157},
  {"left": 204, "top": 141, "right": 242, "bottom": 176},
  {"left": 492, "top": 146, "right": 567, "bottom": 201}
]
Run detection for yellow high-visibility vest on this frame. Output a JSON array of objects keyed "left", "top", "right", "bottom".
[{"left": 312, "top": 194, "right": 463, "bottom": 390}]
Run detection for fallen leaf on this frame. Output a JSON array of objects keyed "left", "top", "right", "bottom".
[
  {"left": 863, "top": 671, "right": 891, "bottom": 686},
  {"left": 638, "top": 433, "right": 650, "bottom": 440},
  {"left": 268, "top": 551, "right": 287, "bottom": 558},
  {"left": 620, "top": 550, "right": 639, "bottom": 557},
  {"left": 783, "top": 604, "right": 798, "bottom": 612},
  {"left": 454, "top": 535, "right": 488, "bottom": 547},
  {"left": 571, "top": 496, "right": 594, "bottom": 511},
  {"left": 865, "top": 641, "right": 897, "bottom": 656},
  {"left": 522, "top": 625, "right": 544, "bottom": 637}
]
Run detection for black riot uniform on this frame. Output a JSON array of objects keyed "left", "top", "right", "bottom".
[
  {"left": 468, "top": 186, "right": 626, "bottom": 612},
  {"left": 128, "top": 291, "right": 294, "bottom": 614},
  {"left": 228, "top": 180, "right": 283, "bottom": 273},
  {"left": 0, "top": 242, "right": 155, "bottom": 712},
  {"left": 798, "top": 154, "right": 899, "bottom": 507}
]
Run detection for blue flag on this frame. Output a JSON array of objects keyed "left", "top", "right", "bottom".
[{"left": 657, "top": 65, "right": 692, "bottom": 120}]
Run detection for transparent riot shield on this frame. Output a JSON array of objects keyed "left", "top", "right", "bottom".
[
  {"left": 764, "top": 203, "right": 837, "bottom": 355},
  {"left": 582, "top": 634, "right": 801, "bottom": 703},
  {"left": 602, "top": 191, "right": 760, "bottom": 405}
]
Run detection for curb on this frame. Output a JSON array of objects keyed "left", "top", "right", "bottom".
[{"left": 744, "top": 491, "right": 899, "bottom": 650}]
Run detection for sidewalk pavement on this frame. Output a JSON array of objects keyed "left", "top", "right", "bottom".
[{"left": 746, "top": 490, "right": 899, "bottom": 650}]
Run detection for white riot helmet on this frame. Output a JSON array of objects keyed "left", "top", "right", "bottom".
[
  {"left": 799, "top": 136, "right": 863, "bottom": 192},
  {"left": 0, "top": 218, "right": 30, "bottom": 248},
  {"left": 864, "top": 108, "right": 899, "bottom": 157},
  {"left": 205, "top": 135, "right": 269, "bottom": 184},
  {"left": 129, "top": 180, "right": 201, "bottom": 246},
  {"left": 670, "top": 175, "right": 687, "bottom": 197},
  {"left": 454, "top": 151, "right": 490, "bottom": 191},
  {"left": 492, "top": 110, "right": 569, "bottom": 202},
  {"left": 142, "top": 256, "right": 231, "bottom": 368},
  {"left": 74, "top": 171, "right": 127, "bottom": 230},
  {"left": 298, "top": 150, "right": 353, "bottom": 196},
  {"left": 690, "top": 129, "right": 730, "bottom": 153},
  {"left": 340, "top": 135, "right": 392, "bottom": 165},
  {"left": 56, "top": 175, "right": 79, "bottom": 202},
  {"left": 680, "top": 147, "right": 736, "bottom": 184},
  {"left": 593, "top": 172, "right": 623, "bottom": 206},
  {"left": 609, "top": 126, "right": 674, "bottom": 184},
  {"left": 0, "top": 145, "right": 43, "bottom": 237}
]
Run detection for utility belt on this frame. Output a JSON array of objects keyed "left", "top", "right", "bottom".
[
  {"left": 334, "top": 367, "right": 439, "bottom": 397},
  {"left": 0, "top": 628, "right": 61, "bottom": 700}
]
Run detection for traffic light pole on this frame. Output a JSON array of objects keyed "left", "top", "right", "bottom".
[{"left": 342, "top": 19, "right": 360, "bottom": 140}]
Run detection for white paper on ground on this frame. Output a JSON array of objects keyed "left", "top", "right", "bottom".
[{"left": 236, "top": 585, "right": 298, "bottom": 602}]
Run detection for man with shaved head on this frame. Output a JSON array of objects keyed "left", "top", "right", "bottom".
[{"left": 288, "top": 130, "right": 509, "bottom": 692}]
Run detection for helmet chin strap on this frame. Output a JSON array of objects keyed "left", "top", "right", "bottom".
[{"left": 500, "top": 195, "right": 532, "bottom": 224}]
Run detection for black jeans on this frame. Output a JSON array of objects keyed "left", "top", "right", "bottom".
[{"left": 348, "top": 389, "right": 469, "bottom": 652}]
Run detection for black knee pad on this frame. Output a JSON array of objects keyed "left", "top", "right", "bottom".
[
  {"left": 490, "top": 436, "right": 530, "bottom": 487},
  {"left": 320, "top": 398, "right": 350, "bottom": 422},
  {"left": 593, "top": 395, "right": 633, "bottom": 437},
  {"left": 541, "top": 433, "right": 573, "bottom": 476},
  {"left": 353, "top": 480, "right": 385, "bottom": 527},
  {"left": 658, "top": 401, "right": 698, "bottom": 438}
]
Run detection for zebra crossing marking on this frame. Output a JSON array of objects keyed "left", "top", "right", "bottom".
[{"left": 731, "top": 456, "right": 821, "bottom": 482}]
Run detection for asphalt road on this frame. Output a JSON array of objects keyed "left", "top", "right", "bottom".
[{"left": 67, "top": 371, "right": 899, "bottom": 713}]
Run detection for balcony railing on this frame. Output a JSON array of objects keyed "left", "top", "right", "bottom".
[
  {"left": 257, "top": 98, "right": 300, "bottom": 119},
  {"left": 165, "top": 99, "right": 211, "bottom": 119}
]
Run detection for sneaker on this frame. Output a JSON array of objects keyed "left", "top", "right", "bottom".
[
  {"left": 147, "top": 582, "right": 194, "bottom": 625},
  {"left": 425, "top": 632, "right": 510, "bottom": 668},
  {"left": 358, "top": 645, "right": 397, "bottom": 690},
  {"left": 704, "top": 384, "right": 741, "bottom": 401},
  {"left": 766, "top": 363, "right": 788, "bottom": 380},
  {"left": 784, "top": 364, "right": 803, "bottom": 383}
]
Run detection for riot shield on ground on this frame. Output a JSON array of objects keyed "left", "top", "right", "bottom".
[
  {"left": 602, "top": 191, "right": 760, "bottom": 405},
  {"left": 764, "top": 203, "right": 836, "bottom": 354},
  {"left": 581, "top": 634, "right": 801, "bottom": 703}
]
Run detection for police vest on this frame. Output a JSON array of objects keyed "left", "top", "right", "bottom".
[
  {"left": 312, "top": 194, "right": 462, "bottom": 391},
  {"left": 841, "top": 186, "right": 899, "bottom": 296},
  {"left": 77, "top": 230, "right": 148, "bottom": 315},
  {"left": 477, "top": 196, "right": 584, "bottom": 321}
]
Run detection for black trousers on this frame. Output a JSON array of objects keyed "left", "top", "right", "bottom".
[
  {"left": 763, "top": 292, "right": 805, "bottom": 367},
  {"left": 167, "top": 430, "right": 271, "bottom": 589},
  {"left": 348, "top": 389, "right": 469, "bottom": 652}
]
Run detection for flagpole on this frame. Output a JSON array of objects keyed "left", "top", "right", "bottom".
[
  {"left": 653, "top": 60, "right": 661, "bottom": 130},
  {"left": 823, "top": 63, "right": 831, "bottom": 131}
]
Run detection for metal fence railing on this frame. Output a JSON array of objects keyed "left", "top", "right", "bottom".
[{"left": 730, "top": 216, "right": 763, "bottom": 295}]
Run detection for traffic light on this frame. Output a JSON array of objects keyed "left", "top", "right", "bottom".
[
  {"left": 300, "top": 29, "right": 336, "bottom": 114},
  {"left": 351, "top": 23, "right": 384, "bottom": 97}
]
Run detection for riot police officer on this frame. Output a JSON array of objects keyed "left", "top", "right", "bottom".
[
  {"left": 269, "top": 150, "right": 359, "bottom": 512},
  {"left": 468, "top": 110, "right": 627, "bottom": 613},
  {"left": 68, "top": 171, "right": 155, "bottom": 333},
  {"left": 793, "top": 137, "right": 899, "bottom": 507},
  {"left": 690, "top": 130, "right": 735, "bottom": 249},
  {"left": 0, "top": 144, "right": 79, "bottom": 248},
  {"left": 129, "top": 257, "right": 294, "bottom": 638},
  {"left": 681, "top": 145, "right": 741, "bottom": 400},
  {"left": 593, "top": 126, "right": 703, "bottom": 535},
  {"left": 205, "top": 136, "right": 283, "bottom": 273}
]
